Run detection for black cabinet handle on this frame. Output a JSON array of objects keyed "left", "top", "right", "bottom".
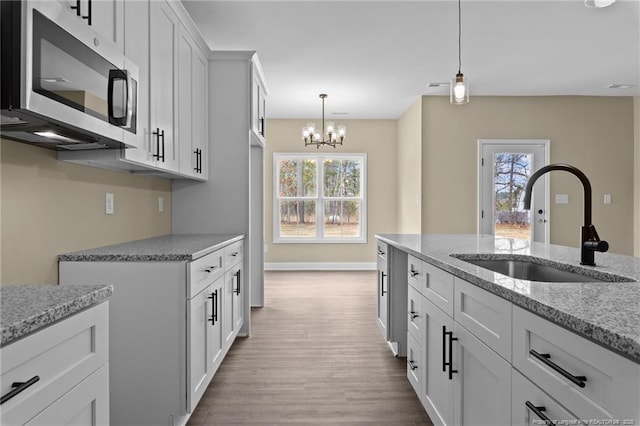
[
  {"left": 408, "top": 359, "right": 418, "bottom": 371},
  {"left": 70, "top": 0, "right": 81, "bottom": 16},
  {"left": 410, "top": 267, "right": 419, "bottom": 277},
  {"left": 525, "top": 401, "right": 552, "bottom": 424},
  {"left": 231, "top": 251, "right": 239, "bottom": 257},
  {"left": 208, "top": 290, "right": 218, "bottom": 325},
  {"left": 409, "top": 311, "right": 419, "bottom": 319},
  {"left": 377, "top": 249, "right": 385, "bottom": 256},
  {"left": 204, "top": 265, "right": 217, "bottom": 273},
  {"left": 259, "top": 117, "right": 265, "bottom": 137},
  {"left": 530, "top": 349, "right": 587, "bottom": 388},
  {"left": 380, "top": 271, "right": 387, "bottom": 296},
  {"left": 442, "top": 326, "right": 458, "bottom": 380},
  {"left": 234, "top": 270, "right": 241, "bottom": 295},
  {"left": 82, "top": 0, "right": 92, "bottom": 25},
  {"left": 1, "top": 376, "right": 40, "bottom": 405}
]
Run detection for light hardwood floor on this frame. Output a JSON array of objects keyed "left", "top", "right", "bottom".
[{"left": 187, "top": 270, "right": 433, "bottom": 425}]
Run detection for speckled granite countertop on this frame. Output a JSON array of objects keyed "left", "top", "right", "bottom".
[
  {"left": 376, "top": 234, "right": 640, "bottom": 363},
  {"left": 58, "top": 234, "right": 244, "bottom": 262},
  {"left": 1, "top": 284, "right": 113, "bottom": 346}
]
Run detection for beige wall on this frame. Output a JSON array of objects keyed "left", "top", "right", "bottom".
[
  {"left": 1, "top": 139, "right": 172, "bottom": 284},
  {"left": 396, "top": 98, "right": 422, "bottom": 234},
  {"left": 635, "top": 96, "right": 640, "bottom": 257},
  {"left": 264, "top": 119, "right": 397, "bottom": 265},
  {"left": 421, "top": 96, "right": 635, "bottom": 255}
]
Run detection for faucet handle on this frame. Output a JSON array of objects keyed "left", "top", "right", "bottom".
[{"left": 584, "top": 240, "right": 609, "bottom": 252}]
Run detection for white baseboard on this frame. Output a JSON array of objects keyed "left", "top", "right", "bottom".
[{"left": 264, "top": 262, "right": 377, "bottom": 271}]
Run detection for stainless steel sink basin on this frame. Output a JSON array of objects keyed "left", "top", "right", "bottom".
[{"left": 450, "top": 255, "right": 633, "bottom": 283}]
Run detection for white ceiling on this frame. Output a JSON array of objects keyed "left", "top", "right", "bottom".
[{"left": 182, "top": 0, "right": 640, "bottom": 119}]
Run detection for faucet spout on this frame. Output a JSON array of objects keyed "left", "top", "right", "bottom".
[
  {"left": 523, "top": 163, "right": 592, "bottom": 226},
  {"left": 522, "top": 163, "right": 608, "bottom": 266}
]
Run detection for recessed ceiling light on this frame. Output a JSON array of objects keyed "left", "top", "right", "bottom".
[
  {"left": 606, "top": 83, "right": 634, "bottom": 89},
  {"left": 427, "top": 82, "right": 449, "bottom": 88}
]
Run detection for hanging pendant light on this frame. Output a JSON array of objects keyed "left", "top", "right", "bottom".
[{"left": 450, "top": 0, "right": 469, "bottom": 105}]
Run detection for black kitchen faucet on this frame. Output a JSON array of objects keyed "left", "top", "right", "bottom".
[{"left": 523, "top": 163, "right": 609, "bottom": 266}]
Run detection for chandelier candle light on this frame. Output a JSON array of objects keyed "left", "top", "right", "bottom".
[
  {"left": 302, "top": 94, "right": 346, "bottom": 149},
  {"left": 451, "top": 0, "right": 469, "bottom": 105}
]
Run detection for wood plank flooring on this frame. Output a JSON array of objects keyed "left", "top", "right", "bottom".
[{"left": 187, "top": 271, "right": 433, "bottom": 425}]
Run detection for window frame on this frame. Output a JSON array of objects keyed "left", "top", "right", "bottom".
[{"left": 273, "top": 152, "right": 367, "bottom": 244}]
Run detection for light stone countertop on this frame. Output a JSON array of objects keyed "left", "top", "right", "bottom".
[
  {"left": 58, "top": 234, "right": 244, "bottom": 262},
  {"left": 376, "top": 234, "right": 640, "bottom": 364},
  {"left": 1, "top": 284, "right": 113, "bottom": 346}
]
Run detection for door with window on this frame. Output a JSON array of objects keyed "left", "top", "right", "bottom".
[{"left": 479, "top": 140, "right": 549, "bottom": 243}]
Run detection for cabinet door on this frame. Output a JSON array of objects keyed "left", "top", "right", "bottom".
[
  {"left": 231, "top": 264, "right": 244, "bottom": 332},
  {"left": 192, "top": 46, "right": 208, "bottom": 179},
  {"left": 25, "top": 364, "right": 109, "bottom": 426},
  {"left": 251, "top": 67, "right": 266, "bottom": 141},
  {"left": 209, "top": 279, "right": 224, "bottom": 370},
  {"left": 122, "top": 0, "right": 150, "bottom": 156},
  {"left": 149, "top": 0, "right": 179, "bottom": 172},
  {"left": 422, "top": 297, "right": 454, "bottom": 426},
  {"left": 178, "top": 29, "right": 208, "bottom": 179},
  {"left": 222, "top": 269, "right": 235, "bottom": 348},
  {"left": 376, "top": 267, "right": 389, "bottom": 340},
  {"left": 187, "top": 284, "right": 212, "bottom": 412},
  {"left": 58, "top": 0, "right": 123, "bottom": 51},
  {"left": 452, "top": 323, "right": 511, "bottom": 426}
]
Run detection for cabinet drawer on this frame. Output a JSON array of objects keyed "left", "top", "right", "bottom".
[
  {"left": 189, "top": 249, "right": 224, "bottom": 298},
  {"left": 376, "top": 241, "right": 388, "bottom": 262},
  {"left": 512, "top": 368, "right": 578, "bottom": 426},
  {"left": 407, "top": 285, "right": 425, "bottom": 346},
  {"left": 454, "top": 277, "right": 512, "bottom": 361},
  {"left": 407, "top": 255, "right": 423, "bottom": 292},
  {"left": 224, "top": 241, "right": 243, "bottom": 268},
  {"left": 513, "top": 306, "right": 640, "bottom": 421},
  {"left": 1, "top": 302, "right": 109, "bottom": 425},
  {"left": 406, "top": 332, "right": 422, "bottom": 397},
  {"left": 422, "top": 261, "right": 454, "bottom": 317}
]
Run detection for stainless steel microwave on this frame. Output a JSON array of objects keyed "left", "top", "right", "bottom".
[{"left": 0, "top": 0, "right": 138, "bottom": 150}]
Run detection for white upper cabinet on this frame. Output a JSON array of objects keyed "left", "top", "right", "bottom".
[
  {"left": 149, "top": 0, "right": 180, "bottom": 172},
  {"left": 251, "top": 61, "right": 267, "bottom": 145},
  {"left": 58, "top": 0, "right": 124, "bottom": 51},
  {"left": 178, "top": 27, "right": 208, "bottom": 180}
]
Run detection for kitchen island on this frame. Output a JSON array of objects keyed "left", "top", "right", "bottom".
[{"left": 376, "top": 233, "right": 639, "bottom": 425}]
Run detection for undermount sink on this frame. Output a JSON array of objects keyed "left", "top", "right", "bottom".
[{"left": 450, "top": 255, "right": 633, "bottom": 283}]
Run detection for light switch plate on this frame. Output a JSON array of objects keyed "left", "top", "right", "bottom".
[
  {"left": 555, "top": 194, "right": 569, "bottom": 204},
  {"left": 604, "top": 194, "right": 611, "bottom": 204},
  {"left": 106, "top": 192, "right": 114, "bottom": 214},
  {"left": 158, "top": 196, "right": 164, "bottom": 212}
]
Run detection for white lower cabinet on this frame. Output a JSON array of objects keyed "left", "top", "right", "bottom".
[
  {"left": 59, "top": 238, "right": 245, "bottom": 426},
  {"left": 0, "top": 302, "right": 109, "bottom": 426}
]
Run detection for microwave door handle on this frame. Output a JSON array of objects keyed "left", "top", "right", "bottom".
[
  {"left": 125, "top": 70, "right": 133, "bottom": 128},
  {"left": 108, "top": 69, "right": 128, "bottom": 126}
]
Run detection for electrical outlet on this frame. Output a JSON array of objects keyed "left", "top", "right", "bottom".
[
  {"left": 555, "top": 194, "right": 569, "bottom": 204},
  {"left": 158, "top": 196, "right": 164, "bottom": 212},
  {"left": 106, "top": 192, "right": 114, "bottom": 214}
]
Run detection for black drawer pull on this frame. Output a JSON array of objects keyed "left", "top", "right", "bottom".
[
  {"left": 410, "top": 268, "right": 419, "bottom": 277},
  {"left": 409, "top": 311, "right": 419, "bottom": 319},
  {"left": 525, "top": 401, "right": 552, "bottom": 424},
  {"left": 408, "top": 359, "right": 418, "bottom": 371},
  {"left": 1, "top": 376, "right": 40, "bottom": 405},
  {"left": 204, "top": 265, "right": 217, "bottom": 273},
  {"left": 530, "top": 349, "right": 587, "bottom": 388}
]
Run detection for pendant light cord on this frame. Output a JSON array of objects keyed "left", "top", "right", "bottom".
[{"left": 458, "top": 0, "right": 462, "bottom": 74}]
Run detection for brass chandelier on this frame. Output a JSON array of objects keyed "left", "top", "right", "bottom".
[{"left": 302, "top": 94, "right": 346, "bottom": 149}]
